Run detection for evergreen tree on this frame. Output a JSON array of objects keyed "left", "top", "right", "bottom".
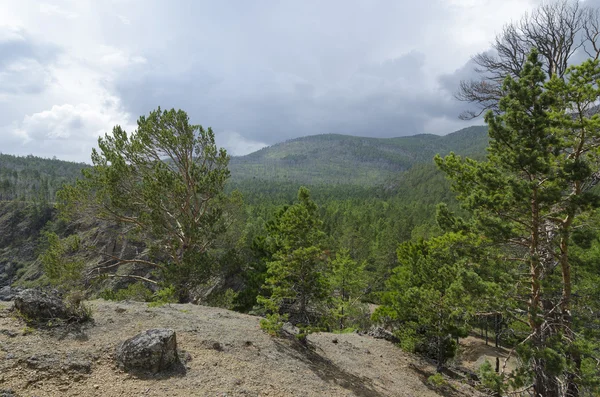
[
  {"left": 258, "top": 187, "right": 330, "bottom": 328},
  {"left": 437, "top": 51, "right": 600, "bottom": 395},
  {"left": 57, "top": 108, "right": 231, "bottom": 302},
  {"left": 374, "top": 232, "right": 489, "bottom": 372},
  {"left": 329, "top": 248, "right": 367, "bottom": 330}
]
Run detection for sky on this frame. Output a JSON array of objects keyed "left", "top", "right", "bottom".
[{"left": 0, "top": 0, "right": 558, "bottom": 162}]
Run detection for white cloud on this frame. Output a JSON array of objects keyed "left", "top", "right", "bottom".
[
  {"left": 39, "top": 3, "right": 78, "bottom": 19},
  {"left": 215, "top": 131, "right": 267, "bottom": 157},
  {"left": 0, "top": 0, "right": 564, "bottom": 162},
  {"left": 0, "top": 58, "right": 53, "bottom": 94},
  {"left": 117, "top": 15, "right": 131, "bottom": 25},
  {"left": 94, "top": 45, "right": 147, "bottom": 70},
  {"left": 11, "top": 99, "right": 133, "bottom": 161},
  {"left": 0, "top": 25, "right": 27, "bottom": 42}
]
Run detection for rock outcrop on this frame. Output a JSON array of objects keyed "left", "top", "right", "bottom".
[
  {"left": 0, "top": 286, "right": 21, "bottom": 302},
  {"left": 365, "top": 326, "right": 400, "bottom": 343}
]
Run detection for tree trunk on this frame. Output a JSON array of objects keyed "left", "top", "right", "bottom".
[
  {"left": 560, "top": 223, "right": 579, "bottom": 397},
  {"left": 436, "top": 335, "right": 444, "bottom": 373},
  {"left": 529, "top": 192, "right": 563, "bottom": 397},
  {"left": 533, "top": 360, "right": 560, "bottom": 397},
  {"left": 565, "top": 349, "right": 581, "bottom": 397},
  {"left": 485, "top": 317, "right": 489, "bottom": 346},
  {"left": 299, "top": 294, "right": 307, "bottom": 325},
  {"left": 494, "top": 313, "right": 500, "bottom": 348}
]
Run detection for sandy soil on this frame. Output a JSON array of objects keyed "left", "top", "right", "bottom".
[
  {"left": 455, "top": 335, "right": 519, "bottom": 375},
  {"left": 0, "top": 300, "right": 485, "bottom": 397}
]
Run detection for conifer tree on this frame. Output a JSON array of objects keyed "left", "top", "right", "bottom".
[
  {"left": 258, "top": 187, "right": 330, "bottom": 328},
  {"left": 374, "top": 232, "right": 489, "bottom": 372},
  {"left": 58, "top": 108, "right": 231, "bottom": 302},
  {"left": 437, "top": 50, "right": 600, "bottom": 395},
  {"left": 329, "top": 248, "right": 367, "bottom": 330}
]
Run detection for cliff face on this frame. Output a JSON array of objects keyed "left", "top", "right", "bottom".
[
  {"left": 0, "top": 299, "right": 485, "bottom": 397},
  {"left": 0, "top": 201, "right": 148, "bottom": 299},
  {"left": 0, "top": 202, "right": 52, "bottom": 290}
]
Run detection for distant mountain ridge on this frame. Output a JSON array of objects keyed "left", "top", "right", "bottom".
[
  {"left": 229, "top": 125, "right": 488, "bottom": 186},
  {"left": 0, "top": 126, "right": 489, "bottom": 202}
]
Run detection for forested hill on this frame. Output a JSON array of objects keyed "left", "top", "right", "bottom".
[
  {"left": 0, "top": 125, "right": 488, "bottom": 203},
  {"left": 229, "top": 125, "right": 488, "bottom": 186},
  {"left": 0, "top": 153, "right": 88, "bottom": 202}
]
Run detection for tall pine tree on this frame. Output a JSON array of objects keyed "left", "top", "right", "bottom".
[{"left": 437, "top": 50, "right": 600, "bottom": 396}]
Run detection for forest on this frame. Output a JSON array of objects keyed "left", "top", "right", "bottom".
[{"left": 2, "top": 1, "right": 600, "bottom": 396}]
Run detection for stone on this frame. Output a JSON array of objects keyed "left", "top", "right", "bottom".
[
  {"left": 366, "top": 326, "right": 399, "bottom": 343},
  {"left": 0, "top": 329, "right": 17, "bottom": 338},
  {"left": 0, "top": 286, "right": 21, "bottom": 302},
  {"left": 281, "top": 322, "right": 299, "bottom": 336},
  {"left": 13, "top": 289, "right": 70, "bottom": 323},
  {"left": 115, "top": 329, "right": 179, "bottom": 373}
]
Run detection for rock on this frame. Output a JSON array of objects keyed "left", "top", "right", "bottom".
[
  {"left": 201, "top": 340, "right": 223, "bottom": 351},
  {"left": 13, "top": 289, "right": 70, "bottom": 323},
  {"left": 115, "top": 329, "right": 179, "bottom": 373},
  {"left": 0, "top": 286, "right": 21, "bottom": 302},
  {"left": 0, "top": 329, "right": 17, "bottom": 338},
  {"left": 281, "top": 322, "right": 299, "bottom": 336},
  {"left": 0, "top": 389, "right": 17, "bottom": 397},
  {"left": 366, "top": 326, "right": 399, "bottom": 343}
]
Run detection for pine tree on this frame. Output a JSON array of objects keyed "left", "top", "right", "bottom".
[
  {"left": 437, "top": 50, "right": 600, "bottom": 395},
  {"left": 57, "top": 108, "right": 231, "bottom": 302},
  {"left": 258, "top": 187, "right": 330, "bottom": 329},
  {"left": 374, "top": 232, "right": 489, "bottom": 372},
  {"left": 329, "top": 248, "right": 367, "bottom": 330}
]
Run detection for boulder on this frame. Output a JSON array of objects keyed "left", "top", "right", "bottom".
[
  {"left": 115, "top": 329, "right": 179, "bottom": 373},
  {"left": 281, "top": 322, "right": 300, "bottom": 336},
  {"left": 13, "top": 289, "right": 70, "bottom": 323},
  {"left": 0, "top": 286, "right": 21, "bottom": 302},
  {"left": 366, "top": 326, "right": 400, "bottom": 343}
]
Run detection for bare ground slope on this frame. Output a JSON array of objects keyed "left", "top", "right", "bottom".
[{"left": 0, "top": 300, "right": 484, "bottom": 397}]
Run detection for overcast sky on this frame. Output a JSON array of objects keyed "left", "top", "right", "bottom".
[{"left": 0, "top": 0, "right": 555, "bottom": 162}]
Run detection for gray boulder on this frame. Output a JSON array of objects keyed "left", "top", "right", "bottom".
[
  {"left": 116, "top": 329, "right": 179, "bottom": 373},
  {"left": 13, "top": 289, "right": 70, "bottom": 323},
  {"left": 281, "top": 322, "right": 300, "bottom": 336},
  {"left": 366, "top": 326, "right": 400, "bottom": 343},
  {"left": 0, "top": 286, "right": 21, "bottom": 302}
]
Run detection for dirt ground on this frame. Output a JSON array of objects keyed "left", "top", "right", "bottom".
[
  {"left": 0, "top": 300, "right": 486, "bottom": 397},
  {"left": 455, "top": 335, "right": 519, "bottom": 375}
]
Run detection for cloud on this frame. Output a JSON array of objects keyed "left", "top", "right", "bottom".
[
  {"left": 0, "top": 58, "right": 54, "bottom": 94},
  {"left": 0, "top": 0, "right": 547, "bottom": 161},
  {"left": 116, "top": 49, "right": 470, "bottom": 145},
  {"left": 117, "top": 15, "right": 131, "bottom": 26},
  {"left": 10, "top": 99, "right": 133, "bottom": 161},
  {"left": 0, "top": 26, "right": 60, "bottom": 96},
  {"left": 39, "top": 3, "right": 79, "bottom": 19},
  {"left": 215, "top": 131, "right": 267, "bottom": 156}
]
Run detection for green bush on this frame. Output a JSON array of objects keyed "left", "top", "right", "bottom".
[
  {"left": 427, "top": 372, "right": 447, "bottom": 388},
  {"left": 259, "top": 313, "right": 287, "bottom": 336},
  {"left": 100, "top": 282, "right": 154, "bottom": 302},
  {"left": 147, "top": 285, "right": 178, "bottom": 307},
  {"left": 205, "top": 288, "right": 239, "bottom": 310}
]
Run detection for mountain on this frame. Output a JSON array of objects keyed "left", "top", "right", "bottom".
[
  {"left": 0, "top": 126, "right": 489, "bottom": 203},
  {"left": 229, "top": 125, "right": 488, "bottom": 186}
]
